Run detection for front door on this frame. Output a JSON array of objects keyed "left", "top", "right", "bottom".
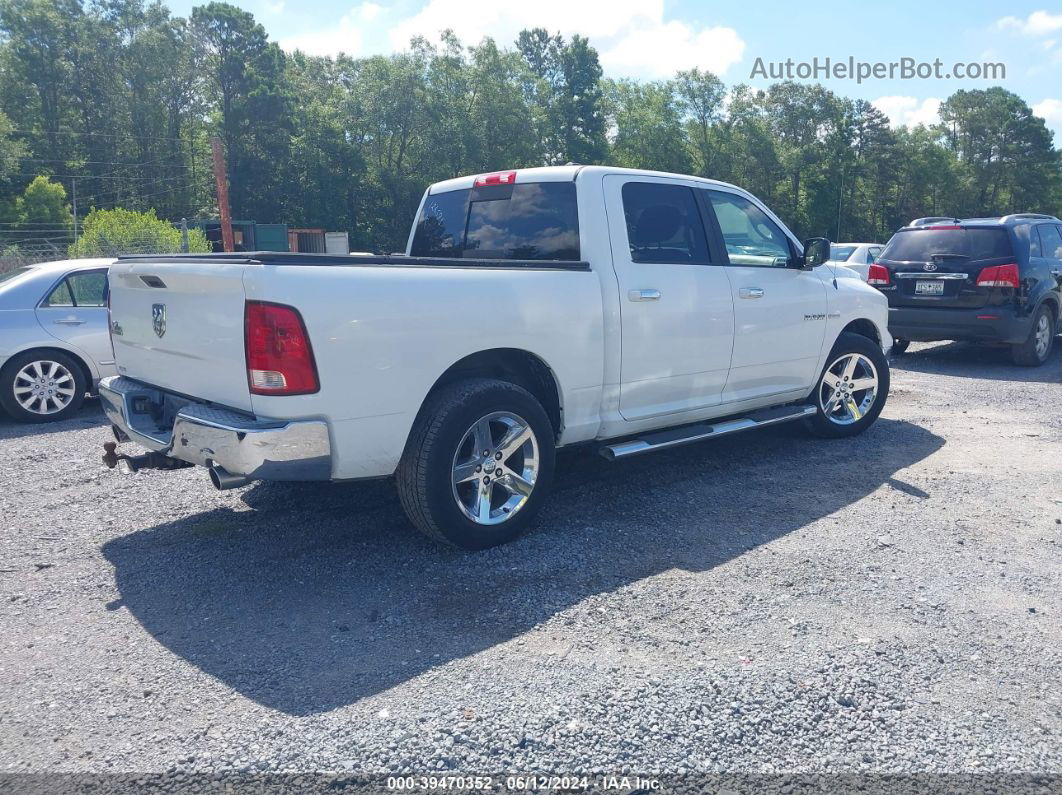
[
  {"left": 603, "top": 175, "right": 735, "bottom": 421},
  {"left": 701, "top": 189, "right": 828, "bottom": 403}
]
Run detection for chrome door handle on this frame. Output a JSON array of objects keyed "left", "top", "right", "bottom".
[
  {"left": 53, "top": 318, "right": 85, "bottom": 325},
  {"left": 739, "top": 287, "right": 765, "bottom": 299},
  {"left": 628, "top": 289, "right": 661, "bottom": 302}
]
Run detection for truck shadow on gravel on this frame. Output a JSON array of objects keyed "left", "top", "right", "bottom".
[
  {"left": 890, "top": 340, "right": 1062, "bottom": 383},
  {"left": 102, "top": 417, "right": 943, "bottom": 716}
]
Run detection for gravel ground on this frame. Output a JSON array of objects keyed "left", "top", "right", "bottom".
[{"left": 1, "top": 341, "right": 1060, "bottom": 783}]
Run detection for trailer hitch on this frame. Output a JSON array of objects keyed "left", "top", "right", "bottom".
[{"left": 102, "top": 441, "right": 192, "bottom": 474}]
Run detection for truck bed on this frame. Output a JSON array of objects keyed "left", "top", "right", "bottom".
[{"left": 118, "top": 252, "right": 591, "bottom": 271}]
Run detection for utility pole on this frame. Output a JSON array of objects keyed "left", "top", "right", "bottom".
[
  {"left": 210, "top": 136, "right": 234, "bottom": 253},
  {"left": 72, "top": 177, "right": 78, "bottom": 247},
  {"left": 180, "top": 218, "right": 190, "bottom": 253},
  {"left": 835, "top": 168, "right": 844, "bottom": 242}
]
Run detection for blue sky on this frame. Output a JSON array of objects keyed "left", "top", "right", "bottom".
[{"left": 165, "top": 0, "right": 1062, "bottom": 140}]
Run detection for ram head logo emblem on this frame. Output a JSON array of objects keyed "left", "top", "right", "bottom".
[{"left": 152, "top": 303, "right": 167, "bottom": 338}]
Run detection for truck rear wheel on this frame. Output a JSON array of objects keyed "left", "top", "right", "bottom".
[
  {"left": 396, "top": 378, "right": 556, "bottom": 550},
  {"left": 804, "top": 332, "right": 889, "bottom": 438}
]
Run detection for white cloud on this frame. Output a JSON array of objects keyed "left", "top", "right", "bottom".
[
  {"left": 388, "top": 0, "right": 745, "bottom": 79},
  {"left": 598, "top": 20, "right": 744, "bottom": 79},
  {"left": 996, "top": 10, "right": 1062, "bottom": 36},
  {"left": 872, "top": 96, "right": 942, "bottom": 128},
  {"left": 278, "top": 3, "right": 380, "bottom": 56},
  {"left": 1033, "top": 98, "right": 1062, "bottom": 141}
]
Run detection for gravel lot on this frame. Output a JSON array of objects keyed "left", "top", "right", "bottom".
[{"left": 1, "top": 341, "right": 1060, "bottom": 782}]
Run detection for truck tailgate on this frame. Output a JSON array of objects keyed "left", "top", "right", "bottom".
[{"left": 108, "top": 259, "right": 253, "bottom": 412}]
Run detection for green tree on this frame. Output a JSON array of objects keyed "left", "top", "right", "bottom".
[
  {"left": 17, "top": 175, "right": 72, "bottom": 227},
  {"left": 192, "top": 2, "right": 292, "bottom": 221},
  {"left": 517, "top": 29, "right": 606, "bottom": 164},
  {"left": 675, "top": 68, "right": 725, "bottom": 176},
  {"left": 69, "top": 206, "right": 209, "bottom": 256},
  {"left": 938, "top": 87, "right": 1060, "bottom": 216},
  {"left": 606, "top": 79, "right": 690, "bottom": 174}
]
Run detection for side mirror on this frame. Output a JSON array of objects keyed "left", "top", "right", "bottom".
[{"left": 799, "top": 237, "right": 832, "bottom": 269}]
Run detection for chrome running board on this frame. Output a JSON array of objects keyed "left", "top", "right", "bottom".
[{"left": 600, "top": 404, "right": 817, "bottom": 460}]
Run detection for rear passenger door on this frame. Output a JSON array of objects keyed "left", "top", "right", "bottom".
[
  {"left": 35, "top": 268, "right": 114, "bottom": 374},
  {"left": 603, "top": 175, "right": 735, "bottom": 421},
  {"left": 701, "top": 189, "right": 828, "bottom": 403}
]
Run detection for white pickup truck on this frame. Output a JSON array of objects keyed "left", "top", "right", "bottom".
[{"left": 100, "top": 166, "right": 891, "bottom": 549}]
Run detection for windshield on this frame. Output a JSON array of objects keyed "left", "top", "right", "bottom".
[
  {"left": 881, "top": 228, "right": 1013, "bottom": 262},
  {"left": 411, "top": 181, "right": 580, "bottom": 261},
  {"left": 830, "top": 245, "right": 857, "bottom": 261}
]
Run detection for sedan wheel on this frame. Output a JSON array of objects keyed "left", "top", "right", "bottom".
[
  {"left": 13, "top": 359, "right": 78, "bottom": 416},
  {"left": 0, "top": 350, "right": 87, "bottom": 423}
]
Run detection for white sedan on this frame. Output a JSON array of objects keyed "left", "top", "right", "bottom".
[
  {"left": 828, "top": 243, "right": 884, "bottom": 280},
  {"left": 0, "top": 258, "right": 115, "bottom": 422}
]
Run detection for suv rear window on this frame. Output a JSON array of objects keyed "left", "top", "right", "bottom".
[
  {"left": 881, "top": 227, "right": 1013, "bottom": 262},
  {"left": 411, "top": 181, "right": 580, "bottom": 261}
]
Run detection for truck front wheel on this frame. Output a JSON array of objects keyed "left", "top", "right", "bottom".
[
  {"left": 396, "top": 378, "right": 556, "bottom": 550},
  {"left": 804, "top": 332, "right": 890, "bottom": 438}
]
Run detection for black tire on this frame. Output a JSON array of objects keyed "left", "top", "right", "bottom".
[
  {"left": 1010, "top": 303, "right": 1055, "bottom": 367},
  {"left": 396, "top": 378, "right": 556, "bottom": 550},
  {"left": 890, "top": 338, "right": 910, "bottom": 355},
  {"left": 0, "top": 349, "right": 87, "bottom": 423},
  {"left": 804, "top": 332, "right": 890, "bottom": 439}
]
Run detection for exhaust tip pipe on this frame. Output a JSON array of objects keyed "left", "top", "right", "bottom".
[{"left": 209, "top": 465, "right": 250, "bottom": 491}]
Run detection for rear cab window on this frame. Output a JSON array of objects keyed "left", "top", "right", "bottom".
[
  {"left": 620, "top": 182, "right": 710, "bottom": 264},
  {"left": 880, "top": 227, "right": 1014, "bottom": 262},
  {"left": 411, "top": 181, "right": 580, "bottom": 261}
]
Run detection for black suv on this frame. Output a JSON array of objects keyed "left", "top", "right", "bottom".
[{"left": 869, "top": 214, "right": 1062, "bottom": 366}]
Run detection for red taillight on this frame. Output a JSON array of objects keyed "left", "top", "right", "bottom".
[
  {"left": 867, "top": 263, "right": 891, "bottom": 286},
  {"left": 245, "top": 301, "right": 319, "bottom": 395},
  {"left": 474, "top": 170, "right": 517, "bottom": 187},
  {"left": 976, "top": 263, "right": 1020, "bottom": 289}
]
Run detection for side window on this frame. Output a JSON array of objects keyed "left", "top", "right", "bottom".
[
  {"left": 1028, "top": 226, "right": 1042, "bottom": 258},
  {"left": 868, "top": 246, "right": 883, "bottom": 263},
  {"left": 705, "top": 190, "right": 792, "bottom": 267},
  {"left": 43, "top": 279, "right": 74, "bottom": 307},
  {"left": 67, "top": 271, "right": 108, "bottom": 307},
  {"left": 621, "top": 182, "right": 710, "bottom": 264},
  {"left": 1040, "top": 225, "right": 1062, "bottom": 260}
]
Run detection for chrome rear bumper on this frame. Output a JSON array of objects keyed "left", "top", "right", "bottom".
[{"left": 99, "top": 376, "right": 331, "bottom": 480}]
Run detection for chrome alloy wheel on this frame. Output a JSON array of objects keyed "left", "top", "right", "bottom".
[
  {"left": 1034, "top": 312, "right": 1051, "bottom": 359},
  {"left": 12, "top": 360, "right": 77, "bottom": 415},
  {"left": 818, "top": 353, "right": 879, "bottom": 426},
  {"left": 451, "top": 411, "right": 540, "bottom": 525}
]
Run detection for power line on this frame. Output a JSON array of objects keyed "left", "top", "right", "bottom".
[
  {"left": 20, "top": 156, "right": 193, "bottom": 167},
  {"left": 9, "top": 128, "right": 193, "bottom": 143}
]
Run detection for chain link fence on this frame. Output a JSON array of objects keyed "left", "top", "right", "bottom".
[{"left": 0, "top": 220, "right": 208, "bottom": 274}]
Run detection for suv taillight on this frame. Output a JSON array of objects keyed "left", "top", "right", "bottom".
[
  {"left": 976, "top": 263, "right": 1020, "bottom": 289},
  {"left": 867, "top": 263, "right": 890, "bottom": 286},
  {"left": 245, "top": 301, "right": 319, "bottom": 395}
]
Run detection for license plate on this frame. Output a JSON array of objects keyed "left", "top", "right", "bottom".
[{"left": 915, "top": 280, "right": 944, "bottom": 295}]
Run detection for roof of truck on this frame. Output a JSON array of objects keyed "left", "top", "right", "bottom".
[{"left": 427, "top": 165, "right": 743, "bottom": 195}]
